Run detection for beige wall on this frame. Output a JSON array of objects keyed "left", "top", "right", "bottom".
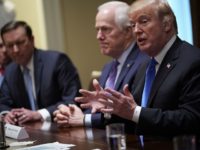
[
  {"left": 10, "top": 0, "right": 111, "bottom": 89},
  {"left": 61, "top": 0, "right": 111, "bottom": 88},
  {"left": 12, "top": 0, "right": 47, "bottom": 49}
]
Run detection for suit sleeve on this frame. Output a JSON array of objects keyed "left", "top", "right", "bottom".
[{"left": 45, "top": 53, "right": 81, "bottom": 115}]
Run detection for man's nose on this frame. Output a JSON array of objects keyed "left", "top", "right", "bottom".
[{"left": 13, "top": 44, "right": 19, "bottom": 53}]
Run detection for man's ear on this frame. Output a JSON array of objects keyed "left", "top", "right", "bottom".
[
  {"left": 163, "top": 16, "right": 171, "bottom": 32},
  {"left": 124, "top": 26, "right": 133, "bottom": 39}
]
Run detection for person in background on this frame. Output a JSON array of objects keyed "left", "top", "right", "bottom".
[
  {"left": 54, "top": 1, "right": 149, "bottom": 132},
  {"left": 0, "top": 0, "right": 15, "bottom": 86},
  {"left": 0, "top": 36, "right": 11, "bottom": 86},
  {"left": 0, "top": 20, "right": 81, "bottom": 125},
  {"left": 84, "top": 0, "right": 200, "bottom": 138}
]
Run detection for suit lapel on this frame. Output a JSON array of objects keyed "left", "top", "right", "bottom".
[
  {"left": 34, "top": 50, "right": 43, "bottom": 100},
  {"left": 114, "top": 59, "right": 135, "bottom": 91},
  {"left": 99, "top": 62, "right": 112, "bottom": 88},
  {"left": 147, "top": 38, "right": 181, "bottom": 106},
  {"left": 115, "top": 45, "right": 139, "bottom": 90}
]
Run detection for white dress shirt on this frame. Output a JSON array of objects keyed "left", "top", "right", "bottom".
[
  {"left": 85, "top": 41, "right": 136, "bottom": 127},
  {"left": 21, "top": 55, "right": 51, "bottom": 121}
]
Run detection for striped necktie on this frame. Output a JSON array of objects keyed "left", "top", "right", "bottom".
[
  {"left": 104, "top": 60, "right": 119, "bottom": 119},
  {"left": 105, "top": 60, "right": 119, "bottom": 89}
]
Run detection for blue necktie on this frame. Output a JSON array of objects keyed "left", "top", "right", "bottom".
[
  {"left": 105, "top": 60, "right": 119, "bottom": 89},
  {"left": 23, "top": 67, "right": 36, "bottom": 110},
  {"left": 140, "top": 58, "right": 157, "bottom": 147},
  {"left": 141, "top": 58, "right": 157, "bottom": 107}
]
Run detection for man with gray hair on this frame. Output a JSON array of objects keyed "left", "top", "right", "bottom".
[
  {"left": 54, "top": 1, "right": 149, "bottom": 131},
  {"left": 88, "top": 0, "right": 200, "bottom": 139}
]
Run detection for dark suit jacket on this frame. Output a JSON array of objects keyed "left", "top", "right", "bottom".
[
  {"left": 90, "top": 44, "right": 149, "bottom": 133},
  {"left": 133, "top": 37, "right": 200, "bottom": 136},
  {"left": 0, "top": 49, "right": 81, "bottom": 118}
]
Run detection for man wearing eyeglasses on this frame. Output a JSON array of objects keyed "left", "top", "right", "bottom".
[{"left": 0, "top": 21, "right": 81, "bottom": 125}]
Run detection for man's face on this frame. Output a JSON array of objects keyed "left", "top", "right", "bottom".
[
  {"left": 95, "top": 10, "right": 128, "bottom": 58},
  {"left": 129, "top": 5, "right": 167, "bottom": 56},
  {"left": 2, "top": 26, "right": 34, "bottom": 66},
  {"left": 0, "top": 37, "right": 10, "bottom": 66}
]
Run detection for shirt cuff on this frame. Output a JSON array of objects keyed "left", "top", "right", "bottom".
[
  {"left": 37, "top": 109, "right": 51, "bottom": 121},
  {"left": 132, "top": 106, "right": 142, "bottom": 123},
  {"left": 0, "top": 110, "right": 10, "bottom": 116},
  {"left": 85, "top": 128, "right": 94, "bottom": 140},
  {"left": 41, "top": 121, "right": 51, "bottom": 131},
  {"left": 84, "top": 114, "right": 92, "bottom": 127}
]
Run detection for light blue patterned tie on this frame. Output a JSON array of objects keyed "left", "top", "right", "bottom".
[
  {"left": 140, "top": 58, "right": 157, "bottom": 147},
  {"left": 23, "top": 67, "right": 36, "bottom": 110}
]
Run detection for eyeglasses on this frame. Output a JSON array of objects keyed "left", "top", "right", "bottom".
[{"left": 5, "top": 38, "right": 28, "bottom": 50}]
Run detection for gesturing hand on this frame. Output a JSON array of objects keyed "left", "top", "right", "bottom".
[
  {"left": 75, "top": 79, "right": 105, "bottom": 113},
  {"left": 98, "top": 84, "right": 137, "bottom": 120}
]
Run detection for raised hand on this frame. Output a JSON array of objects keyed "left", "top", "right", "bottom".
[
  {"left": 75, "top": 79, "right": 105, "bottom": 113},
  {"left": 99, "top": 84, "right": 137, "bottom": 120}
]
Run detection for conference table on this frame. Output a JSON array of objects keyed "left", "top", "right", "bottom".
[{"left": 6, "top": 121, "right": 174, "bottom": 150}]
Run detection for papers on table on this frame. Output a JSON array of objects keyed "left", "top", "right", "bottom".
[
  {"left": 16, "top": 142, "right": 75, "bottom": 150},
  {"left": 9, "top": 141, "right": 36, "bottom": 147}
]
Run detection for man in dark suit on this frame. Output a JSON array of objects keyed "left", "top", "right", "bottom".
[
  {"left": 79, "top": 0, "right": 200, "bottom": 136},
  {"left": 0, "top": 21, "right": 81, "bottom": 125},
  {"left": 92, "top": 0, "right": 200, "bottom": 136},
  {"left": 53, "top": 1, "right": 149, "bottom": 131}
]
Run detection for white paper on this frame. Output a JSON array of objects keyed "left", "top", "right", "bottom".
[
  {"left": 16, "top": 142, "right": 75, "bottom": 150},
  {"left": 9, "top": 141, "right": 36, "bottom": 147}
]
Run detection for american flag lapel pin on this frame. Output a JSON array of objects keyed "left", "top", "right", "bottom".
[{"left": 166, "top": 63, "right": 171, "bottom": 69}]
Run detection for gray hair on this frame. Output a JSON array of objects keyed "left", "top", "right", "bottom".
[{"left": 97, "top": 1, "right": 131, "bottom": 30}]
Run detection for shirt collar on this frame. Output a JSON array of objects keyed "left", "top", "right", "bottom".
[
  {"left": 20, "top": 55, "right": 34, "bottom": 71},
  {"left": 117, "top": 41, "right": 136, "bottom": 65},
  {"left": 154, "top": 35, "right": 177, "bottom": 65}
]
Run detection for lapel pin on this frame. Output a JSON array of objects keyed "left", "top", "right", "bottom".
[
  {"left": 166, "top": 63, "right": 171, "bottom": 69},
  {"left": 127, "top": 64, "right": 130, "bottom": 68}
]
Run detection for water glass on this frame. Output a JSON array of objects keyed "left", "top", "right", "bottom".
[
  {"left": 0, "top": 116, "right": 7, "bottom": 149},
  {"left": 106, "top": 123, "right": 126, "bottom": 150},
  {"left": 173, "top": 135, "right": 196, "bottom": 150}
]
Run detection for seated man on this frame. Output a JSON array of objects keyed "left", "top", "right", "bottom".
[
  {"left": 53, "top": 1, "right": 149, "bottom": 132},
  {"left": 0, "top": 20, "right": 81, "bottom": 125},
  {"left": 79, "top": 0, "right": 200, "bottom": 137}
]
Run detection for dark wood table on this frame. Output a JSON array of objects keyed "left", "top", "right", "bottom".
[{"left": 7, "top": 121, "right": 174, "bottom": 150}]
